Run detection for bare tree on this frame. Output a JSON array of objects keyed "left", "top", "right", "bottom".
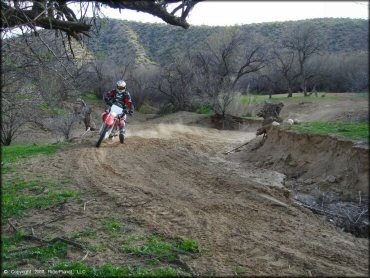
[
  {"left": 194, "top": 30, "right": 266, "bottom": 117},
  {"left": 53, "top": 111, "right": 79, "bottom": 140},
  {"left": 156, "top": 56, "right": 195, "bottom": 112},
  {"left": 1, "top": 78, "right": 45, "bottom": 145},
  {"left": 282, "top": 24, "right": 322, "bottom": 96},
  {"left": 1, "top": 95, "right": 28, "bottom": 145},
  {"left": 126, "top": 65, "right": 159, "bottom": 110},
  {"left": 272, "top": 49, "right": 300, "bottom": 97}
]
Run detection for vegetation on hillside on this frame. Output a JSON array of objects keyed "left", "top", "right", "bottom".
[{"left": 1, "top": 17, "right": 368, "bottom": 144}]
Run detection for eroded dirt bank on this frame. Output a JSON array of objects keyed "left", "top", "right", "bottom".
[
  {"left": 234, "top": 126, "right": 369, "bottom": 198},
  {"left": 231, "top": 126, "right": 369, "bottom": 237}
]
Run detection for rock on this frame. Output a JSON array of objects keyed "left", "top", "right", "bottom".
[
  {"left": 304, "top": 178, "right": 314, "bottom": 185},
  {"left": 264, "top": 161, "right": 274, "bottom": 166},
  {"left": 271, "top": 121, "right": 280, "bottom": 126},
  {"left": 286, "top": 119, "right": 294, "bottom": 125},
  {"left": 293, "top": 118, "right": 300, "bottom": 124},
  {"left": 325, "top": 175, "right": 337, "bottom": 183}
]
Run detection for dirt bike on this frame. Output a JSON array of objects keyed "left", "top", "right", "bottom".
[{"left": 96, "top": 103, "right": 130, "bottom": 148}]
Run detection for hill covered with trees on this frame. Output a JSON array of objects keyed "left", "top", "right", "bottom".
[
  {"left": 84, "top": 18, "right": 368, "bottom": 66},
  {"left": 81, "top": 17, "right": 367, "bottom": 113}
]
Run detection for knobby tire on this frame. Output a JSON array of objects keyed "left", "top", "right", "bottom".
[{"left": 96, "top": 124, "right": 109, "bottom": 148}]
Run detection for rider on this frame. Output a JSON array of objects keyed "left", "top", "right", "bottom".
[{"left": 103, "top": 80, "right": 134, "bottom": 143}]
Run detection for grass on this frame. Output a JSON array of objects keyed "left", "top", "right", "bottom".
[
  {"left": 3, "top": 240, "right": 69, "bottom": 269},
  {"left": 284, "top": 121, "right": 369, "bottom": 141},
  {"left": 1, "top": 141, "right": 81, "bottom": 271},
  {"left": 104, "top": 218, "right": 123, "bottom": 238},
  {"left": 137, "top": 104, "right": 158, "bottom": 114},
  {"left": 234, "top": 266, "right": 246, "bottom": 276},
  {"left": 2, "top": 177, "right": 79, "bottom": 224},
  {"left": 3, "top": 232, "right": 195, "bottom": 276},
  {"left": 2, "top": 143, "right": 66, "bottom": 164},
  {"left": 196, "top": 105, "right": 214, "bottom": 114},
  {"left": 1, "top": 142, "right": 199, "bottom": 276},
  {"left": 83, "top": 92, "right": 102, "bottom": 103},
  {"left": 2, "top": 142, "right": 77, "bottom": 223},
  {"left": 121, "top": 233, "right": 200, "bottom": 259},
  {"left": 241, "top": 94, "right": 340, "bottom": 103},
  {"left": 354, "top": 92, "right": 369, "bottom": 97}
]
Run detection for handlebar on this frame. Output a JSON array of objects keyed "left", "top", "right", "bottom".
[{"left": 107, "top": 102, "right": 133, "bottom": 116}]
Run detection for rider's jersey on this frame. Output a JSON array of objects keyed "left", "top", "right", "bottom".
[{"left": 104, "top": 89, "right": 134, "bottom": 111}]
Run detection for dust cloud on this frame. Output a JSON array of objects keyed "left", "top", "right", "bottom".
[{"left": 127, "top": 123, "right": 200, "bottom": 139}]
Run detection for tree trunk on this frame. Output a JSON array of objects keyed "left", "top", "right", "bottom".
[
  {"left": 287, "top": 89, "right": 293, "bottom": 98},
  {"left": 303, "top": 79, "right": 309, "bottom": 96}
]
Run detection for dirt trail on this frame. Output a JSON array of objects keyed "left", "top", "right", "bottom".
[{"left": 56, "top": 121, "right": 369, "bottom": 276}]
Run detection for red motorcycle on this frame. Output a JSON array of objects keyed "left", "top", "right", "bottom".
[{"left": 96, "top": 103, "right": 128, "bottom": 147}]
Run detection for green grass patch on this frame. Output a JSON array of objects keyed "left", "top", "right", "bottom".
[
  {"left": 354, "top": 92, "right": 369, "bottom": 97},
  {"left": 37, "top": 102, "right": 67, "bottom": 116},
  {"left": 137, "top": 104, "right": 158, "bottom": 114},
  {"left": 70, "top": 229, "right": 98, "bottom": 240},
  {"left": 2, "top": 143, "right": 65, "bottom": 164},
  {"left": 177, "top": 239, "right": 201, "bottom": 253},
  {"left": 234, "top": 266, "right": 246, "bottom": 276},
  {"left": 196, "top": 105, "right": 214, "bottom": 114},
  {"left": 3, "top": 241, "right": 68, "bottom": 267},
  {"left": 241, "top": 94, "right": 340, "bottom": 103},
  {"left": 84, "top": 93, "right": 102, "bottom": 103},
  {"left": 104, "top": 218, "right": 123, "bottom": 238},
  {"left": 284, "top": 121, "right": 369, "bottom": 141},
  {"left": 121, "top": 233, "right": 200, "bottom": 260},
  {"left": 2, "top": 233, "right": 69, "bottom": 270},
  {"left": 2, "top": 177, "right": 79, "bottom": 224}
]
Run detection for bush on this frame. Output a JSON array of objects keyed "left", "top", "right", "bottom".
[{"left": 196, "top": 105, "right": 213, "bottom": 114}]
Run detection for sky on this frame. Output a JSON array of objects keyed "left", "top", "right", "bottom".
[{"left": 100, "top": 1, "right": 369, "bottom": 26}]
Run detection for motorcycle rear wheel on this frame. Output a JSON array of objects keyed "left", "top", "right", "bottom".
[{"left": 96, "top": 124, "right": 109, "bottom": 148}]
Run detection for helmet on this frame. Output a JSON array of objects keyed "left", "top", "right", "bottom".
[{"left": 116, "top": 80, "right": 126, "bottom": 93}]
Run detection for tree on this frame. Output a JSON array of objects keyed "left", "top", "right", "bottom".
[
  {"left": 156, "top": 55, "right": 195, "bottom": 111},
  {"left": 1, "top": 0, "right": 202, "bottom": 40},
  {"left": 126, "top": 65, "right": 159, "bottom": 110},
  {"left": 194, "top": 30, "right": 266, "bottom": 116},
  {"left": 272, "top": 48, "right": 300, "bottom": 97},
  {"left": 1, "top": 77, "right": 45, "bottom": 145},
  {"left": 282, "top": 24, "right": 322, "bottom": 96}
]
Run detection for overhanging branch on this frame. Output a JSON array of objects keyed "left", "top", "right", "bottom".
[{"left": 1, "top": 1, "right": 203, "bottom": 40}]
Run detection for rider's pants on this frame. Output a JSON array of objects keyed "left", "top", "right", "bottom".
[{"left": 119, "top": 114, "right": 126, "bottom": 135}]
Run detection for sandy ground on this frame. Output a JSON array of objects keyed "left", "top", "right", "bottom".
[{"left": 5, "top": 93, "right": 369, "bottom": 276}]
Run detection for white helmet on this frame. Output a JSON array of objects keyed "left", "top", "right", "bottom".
[{"left": 116, "top": 80, "right": 126, "bottom": 93}]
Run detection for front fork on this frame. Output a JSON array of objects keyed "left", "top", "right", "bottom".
[{"left": 119, "top": 114, "right": 127, "bottom": 135}]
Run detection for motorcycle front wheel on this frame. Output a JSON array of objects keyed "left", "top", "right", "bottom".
[{"left": 96, "top": 124, "right": 109, "bottom": 148}]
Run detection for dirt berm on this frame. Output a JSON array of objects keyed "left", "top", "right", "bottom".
[{"left": 234, "top": 126, "right": 369, "bottom": 200}]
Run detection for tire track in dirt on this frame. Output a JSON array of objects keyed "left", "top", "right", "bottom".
[{"left": 68, "top": 124, "right": 367, "bottom": 276}]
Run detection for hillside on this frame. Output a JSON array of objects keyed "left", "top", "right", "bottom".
[{"left": 83, "top": 18, "right": 368, "bottom": 66}]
